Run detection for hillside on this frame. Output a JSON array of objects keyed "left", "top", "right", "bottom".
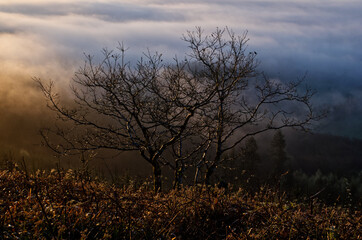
[{"left": 1, "top": 169, "right": 360, "bottom": 239}]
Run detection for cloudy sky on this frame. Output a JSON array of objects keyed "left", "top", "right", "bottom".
[{"left": 0, "top": 0, "right": 361, "bottom": 152}]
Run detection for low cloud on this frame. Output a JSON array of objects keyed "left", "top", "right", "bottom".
[{"left": 0, "top": 0, "right": 361, "bottom": 150}]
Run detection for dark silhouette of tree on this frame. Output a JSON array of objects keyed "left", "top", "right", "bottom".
[
  {"left": 37, "top": 27, "right": 323, "bottom": 191},
  {"left": 183, "top": 27, "right": 324, "bottom": 185},
  {"left": 270, "top": 130, "right": 288, "bottom": 181},
  {"left": 241, "top": 137, "right": 260, "bottom": 177},
  {"left": 37, "top": 45, "right": 214, "bottom": 192}
]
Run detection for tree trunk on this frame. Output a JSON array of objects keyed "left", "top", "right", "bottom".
[
  {"left": 204, "top": 164, "right": 216, "bottom": 185},
  {"left": 153, "top": 161, "right": 162, "bottom": 192},
  {"left": 204, "top": 98, "right": 224, "bottom": 185},
  {"left": 173, "top": 138, "right": 184, "bottom": 189},
  {"left": 194, "top": 165, "right": 201, "bottom": 185},
  {"left": 204, "top": 149, "right": 222, "bottom": 185},
  {"left": 173, "top": 160, "right": 185, "bottom": 189}
]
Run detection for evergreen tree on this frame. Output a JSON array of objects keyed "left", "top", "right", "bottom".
[
  {"left": 240, "top": 137, "right": 260, "bottom": 190},
  {"left": 241, "top": 137, "right": 260, "bottom": 176},
  {"left": 270, "top": 130, "right": 288, "bottom": 180}
]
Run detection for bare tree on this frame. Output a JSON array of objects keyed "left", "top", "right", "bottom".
[
  {"left": 37, "top": 27, "right": 323, "bottom": 191},
  {"left": 37, "top": 44, "right": 217, "bottom": 192},
  {"left": 183, "top": 27, "right": 324, "bottom": 185}
]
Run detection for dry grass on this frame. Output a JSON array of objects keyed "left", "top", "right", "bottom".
[{"left": 0, "top": 169, "right": 361, "bottom": 239}]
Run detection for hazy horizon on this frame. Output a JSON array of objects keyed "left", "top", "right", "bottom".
[{"left": 1, "top": 0, "right": 362, "bottom": 157}]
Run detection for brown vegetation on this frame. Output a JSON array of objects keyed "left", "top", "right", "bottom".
[{"left": 1, "top": 168, "right": 360, "bottom": 239}]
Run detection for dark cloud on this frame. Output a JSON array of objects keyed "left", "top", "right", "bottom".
[
  {"left": 317, "top": 92, "right": 362, "bottom": 139},
  {"left": 0, "top": 27, "right": 17, "bottom": 34},
  {"left": 0, "top": 3, "right": 69, "bottom": 16},
  {"left": 84, "top": 2, "right": 186, "bottom": 22},
  {"left": 0, "top": 2, "right": 186, "bottom": 22}
]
